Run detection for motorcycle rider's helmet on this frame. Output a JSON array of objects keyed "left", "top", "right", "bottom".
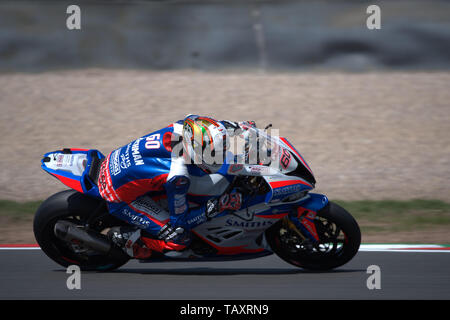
[{"left": 182, "top": 115, "right": 227, "bottom": 173}]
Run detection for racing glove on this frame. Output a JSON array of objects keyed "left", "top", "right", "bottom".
[
  {"left": 157, "top": 223, "right": 186, "bottom": 243},
  {"left": 221, "top": 120, "right": 257, "bottom": 136},
  {"left": 206, "top": 192, "right": 242, "bottom": 220},
  {"left": 239, "top": 120, "right": 256, "bottom": 129}
]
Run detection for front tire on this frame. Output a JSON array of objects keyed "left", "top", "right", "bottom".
[
  {"left": 266, "top": 201, "right": 361, "bottom": 270},
  {"left": 33, "top": 190, "right": 130, "bottom": 271}
]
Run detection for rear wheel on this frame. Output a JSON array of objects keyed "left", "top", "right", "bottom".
[
  {"left": 33, "top": 190, "right": 130, "bottom": 271},
  {"left": 266, "top": 201, "right": 361, "bottom": 270}
]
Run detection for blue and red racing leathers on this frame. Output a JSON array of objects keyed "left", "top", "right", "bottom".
[{"left": 97, "top": 119, "right": 237, "bottom": 252}]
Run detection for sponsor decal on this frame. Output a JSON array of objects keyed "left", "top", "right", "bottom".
[
  {"left": 145, "top": 134, "right": 161, "bottom": 149},
  {"left": 97, "top": 156, "right": 121, "bottom": 203},
  {"left": 280, "top": 148, "right": 292, "bottom": 169},
  {"left": 122, "top": 208, "right": 151, "bottom": 228},
  {"left": 56, "top": 154, "right": 75, "bottom": 168},
  {"left": 248, "top": 165, "right": 262, "bottom": 172},
  {"left": 98, "top": 161, "right": 108, "bottom": 190},
  {"left": 110, "top": 149, "right": 121, "bottom": 176},
  {"left": 131, "top": 197, "right": 162, "bottom": 215},
  {"left": 298, "top": 209, "right": 319, "bottom": 240},
  {"left": 120, "top": 144, "right": 131, "bottom": 170},
  {"left": 187, "top": 213, "right": 206, "bottom": 226},
  {"left": 174, "top": 194, "right": 187, "bottom": 214},
  {"left": 131, "top": 138, "right": 144, "bottom": 166},
  {"left": 272, "top": 184, "right": 303, "bottom": 196},
  {"left": 225, "top": 219, "right": 274, "bottom": 228},
  {"left": 98, "top": 172, "right": 107, "bottom": 190},
  {"left": 305, "top": 211, "right": 316, "bottom": 219},
  {"left": 246, "top": 165, "right": 273, "bottom": 175},
  {"left": 301, "top": 218, "right": 318, "bottom": 240},
  {"left": 56, "top": 154, "right": 64, "bottom": 167},
  {"left": 228, "top": 164, "right": 244, "bottom": 174}
]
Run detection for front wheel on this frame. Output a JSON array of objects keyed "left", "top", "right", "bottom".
[{"left": 265, "top": 201, "right": 361, "bottom": 270}]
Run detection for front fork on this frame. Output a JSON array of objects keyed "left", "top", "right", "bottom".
[{"left": 285, "top": 193, "right": 329, "bottom": 244}]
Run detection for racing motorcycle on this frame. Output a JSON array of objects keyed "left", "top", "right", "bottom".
[{"left": 34, "top": 125, "right": 361, "bottom": 271}]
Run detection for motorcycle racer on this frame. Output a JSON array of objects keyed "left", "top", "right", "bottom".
[
  {"left": 98, "top": 115, "right": 255, "bottom": 258},
  {"left": 37, "top": 112, "right": 361, "bottom": 272}
]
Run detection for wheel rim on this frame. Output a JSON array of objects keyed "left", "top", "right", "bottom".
[{"left": 278, "top": 216, "right": 348, "bottom": 260}]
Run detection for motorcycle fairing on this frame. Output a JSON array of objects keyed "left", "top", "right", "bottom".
[
  {"left": 263, "top": 175, "right": 314, "bottom": 204},
  {"left": 187, "top": 193, "right": 328, "bottom": 258},
  {"left": 216, "top": 127, "right": 316, "bottom": 185},
  {"left": 278, "top": 137, "right": 313, "bottom": 176},
  {"left": 41, "top": 148, "right": 104, "bottom": 198},
  {"left": 165, "top": 152, "right": 324, "bottom": 257}
]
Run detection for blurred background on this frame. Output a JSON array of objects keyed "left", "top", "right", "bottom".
[{"left": 0, "top": 0, "right": 449, "bottom": 243}]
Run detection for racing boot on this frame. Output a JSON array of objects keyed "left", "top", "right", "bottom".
[
  {"left": 155, "top": 223, "right": 194, "bottom": 257},
  {"left": 107, "top": 226, "right": 152, "bottom": 259}
]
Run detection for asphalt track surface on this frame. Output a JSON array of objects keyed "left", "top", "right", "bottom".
[{"left": 1, "top": 250, "right": 449, "bottom": 300}]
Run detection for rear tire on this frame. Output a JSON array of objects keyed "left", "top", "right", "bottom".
[
  {"left": 266, "top": 201, "right": 361, "bottom": 270},
  {"left": 33, "top": 190, "right": 130, "bottom": 271}
]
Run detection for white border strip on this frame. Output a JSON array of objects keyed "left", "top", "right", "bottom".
[
  {"left": 359, "top": 244, "right": 450, "bottom": 253},
  {"left": 0, "top": 244, "right": 449, "bottom": 252}
]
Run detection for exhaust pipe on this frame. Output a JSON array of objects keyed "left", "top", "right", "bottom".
[{"left": 54, "top": 221, "right": 127, "bottom": 260}]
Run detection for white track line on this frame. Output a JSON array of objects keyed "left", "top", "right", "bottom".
[{"left": 0, "top": 246, "right": 40, "bottom": 250}]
